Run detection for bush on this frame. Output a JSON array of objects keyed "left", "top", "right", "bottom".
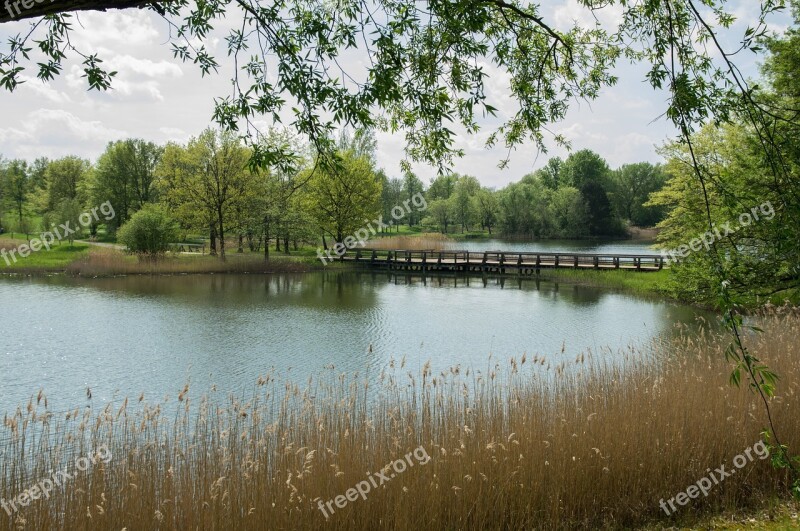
[{"left": 117, "top": 205, "right": 179, "bottom": 257}]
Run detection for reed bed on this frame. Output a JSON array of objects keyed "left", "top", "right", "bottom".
[
  {"left": 2, "top": 310, "right": 799, "bottom": 530},
  {"left": 63, "top": 249, "right": 315, "bottom": 276},
  {"left": 368, "top": 233, "right": 455, "bottom": 251},
  {"left": 0, "top": 237, "right": 27, "bottom": 252}
]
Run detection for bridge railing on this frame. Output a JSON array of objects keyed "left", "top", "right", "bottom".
[{"left": 340, "top": 248, "right": 664, "bottom": 270}]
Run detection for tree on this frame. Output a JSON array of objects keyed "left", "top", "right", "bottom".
[
  {"left": 549, "top": 187, "right": 589, "bottom": 238},
  {"left": 649, "top": 121, "right": 799, "bottom": 304},
  {"left": 537, "top": 157, "right": 562, "bottom": 190},
  {"left": 427, "top": 199, "right": 454, "bottom": 234},
  {"left": 560, "top": 150, "right": 620, "bottom": 236},
  {"left": 43, "top": 157, "right": 89, "bottom": 212},
  {"left": 428, "top": 174, "right": 458, "bottom": 201},
  {"left": 118, "top": 204, "right": 179, "bottom": 258},
  {"left": 2, "top": 159, "right": 28, "bottom": 226},
  {"left": 402, "top": 174, "right": 425, "bottom": 227},
  {"left": 610, "top": 162, "right": 667, "bottom": 227},
  {"left": 380, "top": 174, "right": 404, "bottom": 234},
  {"left": 302, "top": 150, "right": 382, "bottom": 245},
  {"left": 475, "top": 188, "right": 499, "bottom": 235},
  {"left": 560, "top": 150, "right": 610, "bottom": 190},
  {"left": 498, "top": 178, "right": 552, "bottom": 238},
  {"left": 92, "top": 139, "right": 163, "bottom": 233},
  {"left": 451, "top": 175, "right": 480, "bottom": 233},
  {"left": 156, "top": 129, "right": 252, "bottom": 260},
  {"left": 52, "top": 198, "right": 85, "bottom": 244}
]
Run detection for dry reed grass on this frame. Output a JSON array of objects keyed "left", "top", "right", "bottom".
[
  {"left": 64, "top": 249, "right": 314, "bottom": 276},
  {"left": 2, "top": 310, "right": 799, "bottom": 530},
  {"left": 368, "top": 233, "right": 455, "bottom": 251},
  {"left": 0, "top": 238, "right": 26, "bottom": 252}
]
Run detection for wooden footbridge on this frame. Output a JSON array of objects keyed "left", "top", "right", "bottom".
[{"left": 340, "top": 249, "right": 665, "bottom": 274}]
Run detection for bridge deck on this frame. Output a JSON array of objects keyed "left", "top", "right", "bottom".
[{"left": 338, "top": 249, "right": 665, "bottom": 273}]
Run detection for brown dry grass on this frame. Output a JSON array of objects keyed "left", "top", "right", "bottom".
[
  {"left": 64, "top": 248, "right": 316, "bottom": 276},
  {"left": 0, "top": 237, "right": 26, "bottom": 252},
  {"left": 368, "top": 233, "right": 455, "bottom": 251},
  {"left": 2, "top": 310, "right": 799, "bottom": 530}
]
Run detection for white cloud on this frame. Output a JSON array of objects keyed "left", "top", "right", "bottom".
[
  {"left": 18, "top": 77, "right": 72, "bottom": 104},
  {"left": 0, "top": 109, "right": 128, "bottom": 159},
  {"left": 0, "top": 0, "right": 785, "bottom": 187}
]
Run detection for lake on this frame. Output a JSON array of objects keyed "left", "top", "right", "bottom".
[
  {"left": 0, "top": 264, "right": 709, "bottom": 415},
  {"left": 455, "top": 238, "right": 660, "bottom": 255}
]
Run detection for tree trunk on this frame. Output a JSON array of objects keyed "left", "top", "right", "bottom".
[
  {"left": 238, "top": 234, "right": 244, "bottom": 253},
  {"left": 247, "top": 230, "right": 255, "bottom": 252},
  {"left": 210, "top": 224, "right": 217, "bottom": 256},
  {"left": 263, "top": 218, "right": 270, "bottom": 262},
  {"left": 217, "top": 208, "right": 226, "bottom": 261},
  {"left": 283, "top": 235, "right": 290, "bottom": 255}
]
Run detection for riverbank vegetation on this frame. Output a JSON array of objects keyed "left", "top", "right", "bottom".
[
  {"left": 2, "top": 309, "right": 798, "bottom": 530},
  {"left": 646, "top": 9, "right": 800, "bottom": 309},
  {"left": 0, "top": 131, "right": 664, "bottom": 266}
]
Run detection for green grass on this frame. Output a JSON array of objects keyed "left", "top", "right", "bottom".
[
  {"left": 0, "top": 235, "right": 89, "bottom": 271},
  {"left": 639, "top": 498, "right": 800, "bottom": 530},
  {"left": 533, "top": 267, "right": 671, "bottom": 296}
]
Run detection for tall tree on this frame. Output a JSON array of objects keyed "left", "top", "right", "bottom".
[
  {"left": 44, "top": 157, "right": 89, "bottom": 212},
  {"left": 380, "top": 174, "right": 404, "bottom": 233},
  {"left": 537, "top": 157, "right": 563, "bottom": 190},
  {"left": 156, "top": 129, "right": 252, "bottom": 260},
  {"left": 428, "top": 174, "right": 458, "bottom": 201},
  {"left": 475, "top": 188, "right": 499, "bottom": 235},
  {"left": 92, "top": 139, "right": 163, "bottom": 233},
  {"left": 303, "top": 150, "right": 382, "bottom": 246},
  {"left": 560, "top": 150, "right": 619, "bottom": 236},
  {"left": 3, "top": 159, "right": 28, "bottom": 226},
  {"left": 610, "top": 162, "right": 667, "bottom": 227},
  {"left": 451, "top": 175, "right": 480, "bottom": 233},
  {"left": 402, "top": 173, "right": 426, "bottom": 227}
]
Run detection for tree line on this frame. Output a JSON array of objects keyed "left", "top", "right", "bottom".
[{"left": 1, "top": 128, "right": 667, "bottom": 259}]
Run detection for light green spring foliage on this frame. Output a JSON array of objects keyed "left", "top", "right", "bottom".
[
  {"left": 117, "top": 204, "right": 180, "bottom": 256},
  {"left": 300, "top": 149, "right": 382, "bottom": 243},
  {"left": 1, "top": 0, "right": 782, "bottom": 171}
]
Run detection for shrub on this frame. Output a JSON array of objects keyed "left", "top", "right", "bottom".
[{"left": 117, "top": 205, "right": 179, "bottom": 258}]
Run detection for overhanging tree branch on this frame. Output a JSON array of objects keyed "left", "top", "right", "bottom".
[{"left": 0, "top": 0, "right": 166, "bottom": 23}]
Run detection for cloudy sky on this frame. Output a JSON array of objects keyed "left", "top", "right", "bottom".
[{"left": 0, "top": 1, "right": 789, "bottom": 188}]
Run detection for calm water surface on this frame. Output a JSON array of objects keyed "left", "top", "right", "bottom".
[
  {"left": 457, "top": 238, "right": 659, "bottom": 254},
  {"left": 1, "top": 269, "right": 706, "bottom": 414}
]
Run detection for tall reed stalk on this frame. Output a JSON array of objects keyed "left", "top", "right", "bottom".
[{"left": 2, "top": 309, "right": 798, "bottom": 530}]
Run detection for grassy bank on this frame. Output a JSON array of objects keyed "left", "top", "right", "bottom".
[
  {"left": 0, "top": 235, "right": 331, "bottom": 276},
  {"left": 0, "top": 236, "right": 89, "bottom": 272},
  {"left": 63, "top": 248, "right": 326, "bottom": 276},
  {"left": 2, "top": 310, "right": 798, "bottom": 530},
  {"left": 535, "top": 268, "right": 671, "bottom": 297}
]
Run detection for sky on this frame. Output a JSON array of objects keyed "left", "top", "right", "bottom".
[{"left": 0, "top": 1, "right": 790, "bottom": 189}]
